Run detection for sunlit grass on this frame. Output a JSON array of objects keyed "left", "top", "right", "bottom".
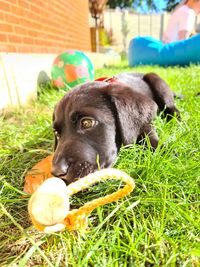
[{"left": 0, "top": 64, "right": 200, "bottom": 266}]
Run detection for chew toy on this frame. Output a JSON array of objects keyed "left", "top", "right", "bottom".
[
  {"left": 24, "top": 155, "right": 53, "bottom": 194},
  {"left": 28, "top": 168, "right": 135, "bottom": 233}
]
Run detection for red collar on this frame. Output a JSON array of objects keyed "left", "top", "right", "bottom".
[{"left": 95, "top": 76, "right": 118, "bottom": 83}]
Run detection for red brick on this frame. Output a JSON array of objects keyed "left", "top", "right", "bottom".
[
  {"left": 19, "top": 18, "right": 40, "bottom": 29},
  {"left": 0, "top": 43, "right": 16, "bottom": 52},
  {"left": 0, "top": 0, "right": 91, "bottom": 53},
  {"left": 5, "top": 14, "right": 20, "bottom": 24},
  {"left": 0, "top": 23, "right": 13, "bottom": 32},
  {"left": 34, "top": 39, "right": 53, "bottom": 46},
  {"left": 23, "top": 37, "right": 34, "bottom": 44},
  {"left": 0, "top": 1, "right": 10, "bottom": 11},
  {"left": 31, "top": 0, "right": 44, "bottom": 8},
  {"left": 27, "top": 30, "right": 38, "bottom": 37},
  {"left": 5, "top": 0, "right": 17, "bottom": 4},
  {"left": 37, "top": 9, "right": 49, "bottom": 18},
  {"left": 30, "top": 4, "right": 41, "bottom": 14},
  {"left": 17, "top": 46, "right": 32, "bottom": 53},
  {"left": 14, "top": 25, "right": 27, "bottom": 34},
  {"left": 28, "top": 20, "right": 41, "bottom": 29},
  {"left": 8, "top": 34, "right": 22, "bottom": 43},
  {"left": 18, "top": 0, "right": 30, "bottom": 9},
  {"left": 11, "top": 6, "right": 25, "bottom": 16},
  {"left": 29, "top": 46, "right": 41, "bottom": 53},
  {"left": 24, "top": 10, "right": 40, "bottom": 21},
  {"left": 0, "top": 33, "right": 7, "bottom": 41},
  {"left": 0, "top": 12, "right": 5, "bottom": 21}
]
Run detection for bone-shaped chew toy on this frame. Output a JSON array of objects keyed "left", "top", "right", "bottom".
[{"left": 28, "top": 168, "right": 135, "bottom": 233}]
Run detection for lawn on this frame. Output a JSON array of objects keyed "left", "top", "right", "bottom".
[{"left": 0, "top": 63, "right": 200, "bottom": 266}]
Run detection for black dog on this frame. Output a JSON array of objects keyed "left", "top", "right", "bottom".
[{"left": 52, "top": 72, "right": 180, "bottom": 184}]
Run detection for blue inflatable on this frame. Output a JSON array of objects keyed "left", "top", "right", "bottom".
[{"left": 128, "top": 34, "right": 200, "bottom": 67}]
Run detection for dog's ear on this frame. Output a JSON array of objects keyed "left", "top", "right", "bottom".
[{"left": 105, "top": 83, "right": 158, "bottom": 145}]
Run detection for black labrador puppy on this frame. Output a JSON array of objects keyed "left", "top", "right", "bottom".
[{"left": 52, "top": 72, "right": 180, "bottom": 184}]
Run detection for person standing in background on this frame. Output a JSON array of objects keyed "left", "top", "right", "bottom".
[{"left": 162, "top": 0, "right": 200, "bottom": 43}]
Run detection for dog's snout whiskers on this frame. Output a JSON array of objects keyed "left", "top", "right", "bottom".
[{"left": 74, "top": 161, "right": 95, "bottom": 179}]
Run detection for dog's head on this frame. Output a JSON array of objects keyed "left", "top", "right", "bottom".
[{"left": 52, "top": 81, "right": 157, "bottom": 184}]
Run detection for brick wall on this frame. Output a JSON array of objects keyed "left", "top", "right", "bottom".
[{"left": 0, "top": 0, "right": 91, "bottom": 53}]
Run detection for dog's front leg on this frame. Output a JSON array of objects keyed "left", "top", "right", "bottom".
[{"left": 137, "top": 123, "right": 159, "bottom": 150}]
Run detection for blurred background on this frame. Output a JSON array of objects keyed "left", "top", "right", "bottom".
[{"left": 0, "top": 0, "right": 200, "bottom": 110}]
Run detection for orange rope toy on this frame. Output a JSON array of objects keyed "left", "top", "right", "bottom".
[{"left": 28, "top": 168, "right": 135, "bottom": 233}]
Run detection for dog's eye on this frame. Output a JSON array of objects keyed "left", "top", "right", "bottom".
[
  {"left": 80, "top": 117, "right": 96, "bottom": 130},
  {"left": 54, "top": 130, "right": 60, "bottom": 140}
]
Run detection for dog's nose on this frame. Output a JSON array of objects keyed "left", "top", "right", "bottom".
[{"left": 51, "top": 159, "right": 69, "bottom": 177}]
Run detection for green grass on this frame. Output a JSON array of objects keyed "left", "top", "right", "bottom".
[{"left": 0, "top": 63, "right": 200, "bottom": 266}]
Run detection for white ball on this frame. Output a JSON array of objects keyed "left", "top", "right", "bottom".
[{"left": 28, "top": 177, "right": 69, "bottom": 226}]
